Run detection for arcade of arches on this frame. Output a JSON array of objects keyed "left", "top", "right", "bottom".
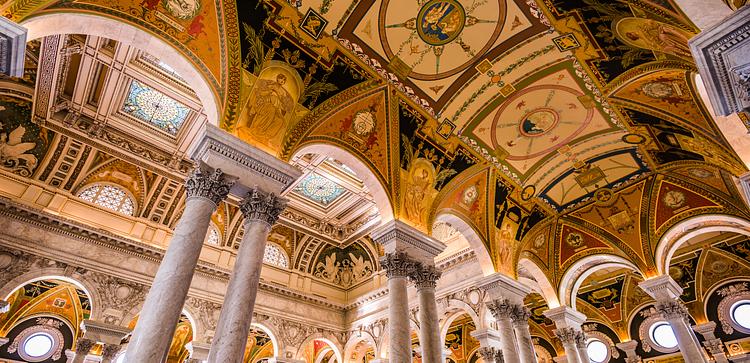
[{"left": 0, "top": 0, "right": 750, "bottom": 362}]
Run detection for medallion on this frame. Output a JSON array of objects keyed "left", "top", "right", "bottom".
[{"left": 416, "top": 0, "right": 466, "bottom": 46}]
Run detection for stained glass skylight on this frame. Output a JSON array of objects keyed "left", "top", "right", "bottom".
[
  {"left": 78, "top": 184, "right": 135, "bottom": 215},
  {"left": 294, "top": 173, "right": 346, "bottom": 206},
  {"left": 263, "top": 243, "right": 289, "bottom": 268},
  {"left": 122, "top": 80, "right": 189, "bottom": 135}
]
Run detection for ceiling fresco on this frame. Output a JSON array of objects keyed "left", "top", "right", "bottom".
[{"left": 3, "top": 0, "right": 750, "bottom": 308}]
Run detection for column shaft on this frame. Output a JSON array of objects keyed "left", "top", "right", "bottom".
[
  {"left": 389, "top": 276, "right": 411, "bottom": 362},
  {"left": 208, "top": 189, "right": 286, "bottom": 363},
  {"left": 412, "top": 265, "right": 442, "bottom": 363},
  {"left": 658, "top": 300, "right": 709, "bottom": 363},
  {"left": 124, "top": 169, "right": 231, "bottom": 362},
  {"left": 513, "top": 321, "right": 537, "bottom": 363},
  {"left": 511, "top": 305, "right": 536, "bottom": 363},
  {"left": 381, "top": 252, "right": 416, "bottom": 363},
  {"left": 555, "top": 328, "right": 582, "bottom": 363},
  {"left": 487, "top": 300, "right": 520, "bottom": 363}
]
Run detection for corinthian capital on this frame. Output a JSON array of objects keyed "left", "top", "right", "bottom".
[
  {"left": 185, "top": 168, "right": 234, "bottom": 205},
  {"left": 380, "top": 252, "right": 417, "bottom": 278},
  {"left": 554, "top": 327, "right": 579, "bottom": 345},
  {"left": 75, "top": 338, "right": 97, "bottom": 354},
  {"left": 102, "top": 344, "right": 122, "bottom": 360},
  {"left": 239, "top": 187, "right": 287, "bottom": 227},
  {"left": 510, "top": 305, "right": 531, "bottom": 324},
  {"left": 477, "top": 347, "right": 498, "bottom": 361},
  {"left": 656, "top": 300, "right": 689, "bottom": 321},
  {"left": 574, "top": 331, "right": 587, "bottom": 349},
  {"left": 487, "top": 298, "right": 516, "bottom": 320},
  {"left": 410, "top": 264, "right": 441, "bottom": 289}
]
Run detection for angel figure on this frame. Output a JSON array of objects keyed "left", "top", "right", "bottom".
[
  {"left": 349, "top": 252, "right": 374, "bottom": 280},
  {"left": 314, "top": 252, "right": 339, "bottom": 282},
  {"left": 0, "top": 122, "right": 37, "bottom": 176}
]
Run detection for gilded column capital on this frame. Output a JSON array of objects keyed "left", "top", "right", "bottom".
[
  {"left": 380, "top": 252, "right": 417, "bottom": 278},
  {"left": 477, "top": 347, "right": 497, "bottom": 361},
  {"left": 75, "top": 338, "right": 97, "bottom": 354},
  {"left": 554, "top": 327, "right": 578, "bottom": 345},
  {"left": 239, "top": 187, "right": 287, "bottom": 227},
  {"left": 510, "top": 305, "right": 531, "bottom": 325},
  {"left": 185, "top": 168, "right": 234, "bottom": 206},
  {"left": 657, "top": 299, "right": 689, "bottom": 321},
  {"left": 409, "top": 264, "right": 441, "bottom": 289},
  {"left": 487, "top": 298, "right": 516, "bottom": 320}
]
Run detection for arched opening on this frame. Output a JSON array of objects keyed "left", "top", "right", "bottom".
[
  {"left": 0, "top": 278, "right": 91, "bottom": 363},
  {"left": 441, "top": 312, "right": 480, "bottom": 363},
  {"left": 655, "top": 214, "right": 750, "bottom": 276},
  {"left": 239, "top": 324, "right": 276, "bottom": 362},
  {"left": 518, "top": 258, "right": 560, "bottom": 308},
  {"left": 20, "top": 13, "right": 220, "bottom": 125},
  {"left": 342, "top": 331, "right": 377, "bottom": 363},
  {"left": 558, "top": 254, "right": 640, "bottom": 310},
  {"left": 291, "top": 144, "right": 393, "bottom": 224},
  {"left": 298, "top": 337, "right": 343, "bottom": 363},
  {"left": 433, "top": 213, "right": 494, "bottom": 276}
]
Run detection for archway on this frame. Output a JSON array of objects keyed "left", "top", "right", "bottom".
[
  {"left": 518, "top": 257, "right": 560, "bottom": 308},
  {"left": 433, "top": 212, "right": 494, "bottom": 276},
  {"left": 297, "top": 336, "right": 343, "bottom": 363},
  {"left": 342, "top": 331, "right": 377, "bottom": 363},
  {"left": 291, "top": 143, "right": 394, "bottom": 223},
  {"left": 558, "top": 254, "right": 640, "bottom": 310},
  {"left": 20, "top": 13, "right": 220, "bottom": 125},
  {"left": 655, "top": 214, "right": 750, "bottom": 276}
]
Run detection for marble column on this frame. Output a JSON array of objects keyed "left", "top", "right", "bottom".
[
  {"left": 411, "top": 264, "right": 442, "bottom": 363},
  {"left": 511, "top": 306, "right": 537, "bottom": 363},
  {"left": 371, "top": 220, "right": 446, "bottom": 363},
  {"left": 380, "top": 251, "right": 416, "bottom": 363},
  {"left": 71, "top": 338, "right": 96, "bottom": 363},
  {"left": 486, "top": 299, "right": 520, "bottom": 363},
  {"left": 615, "top": 341, "right": 641, "bottom": 363},
  {"left": 575, "top": 331, "right": 589, "bottom": 363},
  {"left": 124, "top": 168, "right": 233, "bottom": 363},
  {"left": 101, "top": 344, "right": 122, "bottom": 363},
  {"left": 208, "top": 188, "right": 287, "bottom": 363},
  {"left": 639, "top": 276, "right": 709, "bottom": 363},
  {"left": 471, "top": 329, "right": 503, "bottom": 363},
  {"left": 554, "top": 328, "right": 582, "bottom": 363},
  {"left": 694, "top": 322, "right": 730, "bottom": 363}
]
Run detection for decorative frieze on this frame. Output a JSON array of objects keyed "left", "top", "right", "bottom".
[
  {"left": 185, "top": 167, "right": 234, "bottom": 206},
  {"left": 84, "top": 272, "right": 147, "bottom": 326},
  {"left": 239, "top": 187, "right": 287, "bottom": 227}
]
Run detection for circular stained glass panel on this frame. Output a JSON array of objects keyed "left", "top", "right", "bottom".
[
  {"left": 732, "top": 300, "right": 750, "bottom": 330},
  {"left": 650, "top": 322, "right": 678, "bottom": 349},
  {"left": 587, "top": 339, "right": 608, "bottom": 363}
]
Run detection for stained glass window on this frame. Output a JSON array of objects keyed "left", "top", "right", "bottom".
[
  {"left": 294, "top": 173, "right": 345, "bottom": 206},
  {"left": 77, "top": 184, "right": 135, "bottom": 216},
  {"left": 206, "top": 227, "right": 220, "bottom": 245},
  {"left": 122, "top": 80, "right": 189, "bottom": 135},
  {"left": 263, "top": 243, "right": 289, "bottom": 268}
]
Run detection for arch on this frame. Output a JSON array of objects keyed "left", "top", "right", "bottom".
[
  {"left": 295, "top": 335, "right": 343, "bottom": 363},
  {"left": 518, "top": 258, "right": 560, "bottom": 308},
  {"left": 0, "top": 272, "right": 99, "bottom": 321},
  {"left": 251, "top": 322, "right": 281, "bottom": 358},
  {"left": 433, "top": 212, "right": 494, "bottom": 276},
  {"left": 20, "top": 13, "right": 220, "bottom": 126},
  {"left": 291, "top": 143, "right": 394, "bottom": 223},
  {"left": 655, "top": 214, "right": 750, "bottom": 276},
  {"left": 342, "top": 330, "right": 377, "bottom": 363},
  {"left": 558, "top": 254, "right": 640, "bottom": 311},
  {"left": 439, "top": 300, "right": 480, "bottom": 345}
]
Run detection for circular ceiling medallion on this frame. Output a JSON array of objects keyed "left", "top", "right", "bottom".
[
  {"left": 379, "top": 0, "right": 506, "bottom": 80},
  {"left": 416, "top": 0, "right": 466, "bottom": 46},
  {"left": 594, "top": 187, "right": 615, "bottom": 206},
  {"left": 622, "top": 133, "right": 646, "bottom": 144},
  {"left": 519, "top": 108, "right": 559, "bottom": 137}
]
